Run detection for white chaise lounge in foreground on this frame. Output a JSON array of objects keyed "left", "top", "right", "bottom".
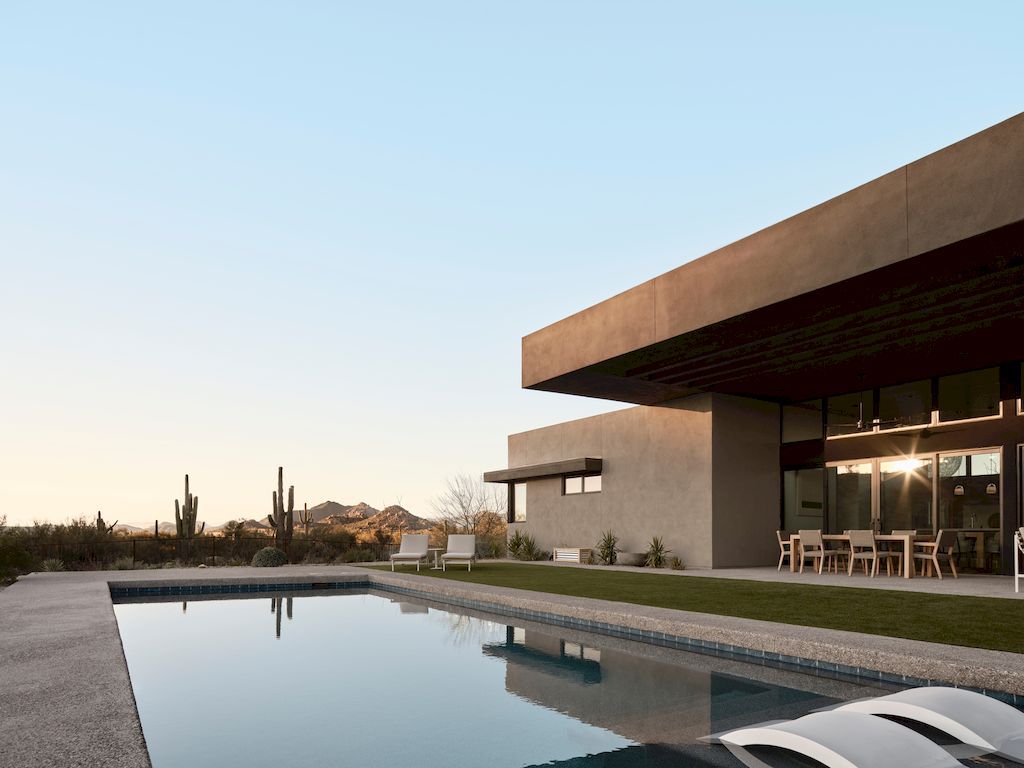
[
  {"left": 390, "top": 534, "right": 429, "bottom": 571},
  {"left": 832, "top": 686, "right": 1024, "bottom": 762},
  {"left": 441, "top": 534, "right": 476, "bottom": 571},
  {"left": 705, "top": 710, "right": 962, "bottom": 768}
]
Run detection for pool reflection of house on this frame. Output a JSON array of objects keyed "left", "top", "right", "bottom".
[
  {"left": 484, "top": 627, "right": 820, "bottom": 749},
  {"left": 485, "top": 112, "right": 1024, "bottom": 573}
]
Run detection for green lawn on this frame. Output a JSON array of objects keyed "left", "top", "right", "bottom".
[{"left": 369, "top": 563, "right": 1024, "bottom": 654}]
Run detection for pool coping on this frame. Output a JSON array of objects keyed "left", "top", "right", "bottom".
[{"left": 4, "top": 565, "right": 1024, "bottom": 767}]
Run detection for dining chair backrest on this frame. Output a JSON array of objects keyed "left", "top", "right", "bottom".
[
  {"left": 777, "top": 531, "right": 790, "bottom": 549},
  {"left": 935, "top": 529, "right": 956, "bottom": 552},
  {"left": 848, "top": 529, "right": 875, "bottom": 549},
  {"left": 798, "top": 529, "right": 823, "bottom": 548}
]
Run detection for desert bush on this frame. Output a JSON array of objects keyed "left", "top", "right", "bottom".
[
  {"left": 0, "top": 519, "right": 34, "bottom": 581},
  {"left": 669, "top": 556, "right": 685, "bottom": 571},
  {"left": 301, "top": 540, "right": 337, "bottom": 564},
  {"left": 40, "top": 558, "right": 66, "bottom": 572},
  {"left": 644, "top": 536, "right": 671, "bottom": 568},
  {"left": 252, "top": 547, "right": 288, "bottom": 567},
  {"left": 111, "top": 556, "right": 136, "bottom": 570},
  {"left": 507, "top": 530, "right": 545, "bottom": 561},
  {"left": 597, "top": 531, "right": 620, "bottom": 565}
]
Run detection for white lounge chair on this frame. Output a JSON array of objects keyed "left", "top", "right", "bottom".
[
  {"left": 441, "top": 534, "right": 476, "bottom": 571},
  {"left": 833, "top": 686, "right": 1024, "bottom": 762},
  {"left": 1015, "top": 527, "right": 1024, "bottom": 594},
  {"left": 390, "top": 534, "right": 429, "bottom": 571},
  {"left": 707, "top": 710, "right": 962, "bottom": 768}
]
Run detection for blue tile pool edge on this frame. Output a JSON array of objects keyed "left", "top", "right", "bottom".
[{"left": 107, "top": 576, "right": 1022, "bottom": 707}]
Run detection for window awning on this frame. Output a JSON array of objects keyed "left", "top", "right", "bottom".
[{"left": 483, "top": 458, "right": 602, "bottom": 484}]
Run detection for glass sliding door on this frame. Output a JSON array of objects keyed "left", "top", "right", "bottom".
[
  {"left": 937, "top": 450, "right": 1001, "bottom": 572},
  {"left": 879, "top": 457, "right": 934, "bottom": 532},
  {"left": 826, "top": 463, "right": 872, "bottom": 532}
]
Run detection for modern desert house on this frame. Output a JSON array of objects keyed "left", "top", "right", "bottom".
[{"left": 485, "top": 112, "right": 1024, "bottom": 572}]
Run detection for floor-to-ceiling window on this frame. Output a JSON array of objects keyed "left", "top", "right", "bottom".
[
  {"left": 826, "top": 463, "right": 872, "bottom": 532},
  {"left": 879, "top": 456, "right": 934, "bottom": 532},
  {"left": 937, "top": 450, "right": 1001, "bottom": 570}
]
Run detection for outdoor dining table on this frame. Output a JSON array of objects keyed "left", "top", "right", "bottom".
[{"left": 788, "top": 532, "right": 921, "bottom": 578}]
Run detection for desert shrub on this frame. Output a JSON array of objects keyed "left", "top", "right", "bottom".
[
  {"left": 597, "top": 531, "right": 620, "bottom": 565},
  {"left": 40, "top": 558, "right": 66, "bottom": 572},
  {"left": 252, "top": 547, "right": 288, "bottom": 567},
  {"left": 507, "top": 530, "right": 527, "bottom": 559},
  {"left": 669, "top": 556, "right": 685, "bottom": 571},
  {"left": 301, "top": 541, "right": 337, "bottom": 564},
  {"left": 507, "top": 531, "right": 545, "bottom": 561},
  {"left": 644, "top": 536, "right": 671, "bottom": 568},
  {"left": 0, "top": 522, "right": 34, "bottom": 581},
  {"left": 111, "top": 556, "right": 136, "bottom": 570}
]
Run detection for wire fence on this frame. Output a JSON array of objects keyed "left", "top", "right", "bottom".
[{"left": 18, "top": 535, "right": 397, "bottom": 569}]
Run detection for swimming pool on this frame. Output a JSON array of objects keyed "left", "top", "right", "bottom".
[{"left": 113, "top": 589, "right": 897, "bottom": 768}]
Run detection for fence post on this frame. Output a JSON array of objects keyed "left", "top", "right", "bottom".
[
  {"left": 212, "top": 537, "right": 216, "bottom": 564},
  {"left": 132, "top": 538, "right": 137, "bottom": 563}
]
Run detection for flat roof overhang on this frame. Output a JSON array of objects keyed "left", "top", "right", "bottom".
[
  {"left": 483, "top": 458, "right": 602, "bottom": 483},
  {"left": 523, "top": 112, "right": 1024, "bottom": 405}
]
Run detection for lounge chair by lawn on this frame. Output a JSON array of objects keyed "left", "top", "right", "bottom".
[
  {"left": 441, "top": 534, "right": 476, "bottom": 572},
  {"left": 390, "top": 534, "right": 429, "bottom": 571}
]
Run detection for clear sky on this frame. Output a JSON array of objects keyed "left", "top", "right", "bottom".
[{"left": 2, "top": 2, "right": 1022, "bottom": 526}]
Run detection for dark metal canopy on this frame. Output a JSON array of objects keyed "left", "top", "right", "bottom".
[{"left": 483, "top": 458, "right": 602, "bottom": 484}]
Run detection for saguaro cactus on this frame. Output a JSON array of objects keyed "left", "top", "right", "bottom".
[
  {"left": 267, "top": 466, "right": 294, "bottom": 552},
  {"left": 175, "top": 475, "right": 205, "bottom": 538},
  {"left": 298, "top": 503, "right": 314, "bottom": 537},
  {"left": 96, "top": 511, "right": 117, "bottom": 534}
]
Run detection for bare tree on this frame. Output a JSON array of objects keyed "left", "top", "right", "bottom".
[{"left": 431, "top": 473, "right": 507, "bottom": 539}]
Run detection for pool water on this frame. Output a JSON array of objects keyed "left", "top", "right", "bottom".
[{"left": 114, "top": 590, "right": 894, "bottom": 768}]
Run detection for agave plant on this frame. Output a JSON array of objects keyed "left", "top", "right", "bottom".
[
  {"left": 597, "top": 530, "right": 620, "bottom": 565},
  {"left": 644, "top": 536, "right": 671, "bottom": 568}
]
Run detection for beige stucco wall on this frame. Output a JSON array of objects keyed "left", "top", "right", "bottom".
[
  {"left": 508, "top": 396, "right": 714, "bottom": 567},
  {"left": 711, "top": 395, "right": 781, "bottom": 567},
  {"left": 506, "top": 394, "right": 781, "bottom": 568}
]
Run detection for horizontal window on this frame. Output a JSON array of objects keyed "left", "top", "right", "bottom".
[
  {"left": 826, "top": 391, "right": 873, "bottom": 437},
  {"left": 564, "top": 475, "right": 601, "bottom": 495},
  {"left": 782, "top": 400, "right": 822, "bottom": 443},
  {"left": 938, "top": 368, "right": 999, "bottom": 422}
]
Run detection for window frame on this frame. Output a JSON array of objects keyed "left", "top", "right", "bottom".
[{"left": 563, "top": 474, "right": 602, "bottom": 496}]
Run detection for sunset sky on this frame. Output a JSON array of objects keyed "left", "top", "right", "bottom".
[{"left": 2, "top": 2, "right": 1022, "bottom": 526}]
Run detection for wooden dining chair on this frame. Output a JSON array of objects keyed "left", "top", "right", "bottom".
[
  {"left": 776, "top": 531, "right": 792, "bottom": 572},
  {"left": 913, "top": 529, "right": 958, "bottom": 579},
  {"left": 797, "top": 530, "right": 841, "bottom": 574},
  {"left": 848, "top": 529, "right": 901, "bottom": 577}
]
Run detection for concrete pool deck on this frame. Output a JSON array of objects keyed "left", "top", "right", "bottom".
[{"left": 3, "top": 565, "right": 1023, "bottom": 767}]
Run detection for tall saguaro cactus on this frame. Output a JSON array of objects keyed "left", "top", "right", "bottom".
[
  {"left": 298, "top": 503, "right": 314, "bottom": 537},
  {"left": 267, "top": 466, "right": 294, "bottom": 552},
  {"left": 95, "top": 511, "right": 117, "bottom": 534},
  {"left": 175, "top": 475, "right": 205, "bottom": 539}
]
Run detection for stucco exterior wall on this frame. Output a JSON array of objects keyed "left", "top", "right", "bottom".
[
  {"left": 506, "top": 394, "right": 782, "bottom": 568},
  {"left": 711, "top": 395, "right": 781, "bottom": 567},
  {"left": 507, "top": 396, "right": 714, "bottom": 567}
]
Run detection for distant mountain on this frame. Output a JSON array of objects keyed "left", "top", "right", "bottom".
[
  {"left": 112, "top": 523, "right": 144, "bottom": 533},
  {"left": 207, "top": 518, "right": 270, "bottom": 532},
  {"left": 306, "top": 500, "right": 377, "bottom": 524},
  {"left": 348, "top": 505, "right": 432, "bottom": 534}
]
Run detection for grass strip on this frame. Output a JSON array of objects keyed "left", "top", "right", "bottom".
[{"left": 370, "top": 563, "right": 1024, "bottom": 653}]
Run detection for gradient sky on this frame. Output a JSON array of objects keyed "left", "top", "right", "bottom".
[{"left": 2, "top": 2, "right": 1022, "bottom": 526}]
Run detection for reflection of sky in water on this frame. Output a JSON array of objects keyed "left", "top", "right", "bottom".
[{"left": 115, "top": 594, "right": 632, "bottom": 768}]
